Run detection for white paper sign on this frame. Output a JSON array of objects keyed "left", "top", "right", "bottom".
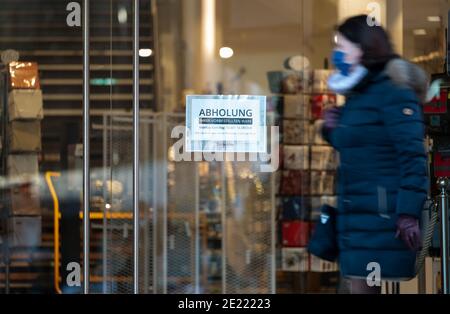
[{"left": 186, "top": 95, "right": 267, "bottom": 152}]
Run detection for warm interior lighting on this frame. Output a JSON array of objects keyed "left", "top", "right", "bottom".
[
  {"left": 118, "top": 7, "right": 127, "bottom": 24},
  {"left": 139, "top": 48, "right": 153, "bottom": 57},
  {"left": 413, "top": 29, "right": 427, "bottom": 36},
  {"left": 202, "top": 0, "right": 216, "bottom": 58},
  {"left": 219, "top": 47, "right": 234, "bottom": 59},
  {"left": 427, "top": 16, "right": 441, "bottom": 22}
]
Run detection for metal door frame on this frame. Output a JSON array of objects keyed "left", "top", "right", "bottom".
[
  {"left": 82, "top": 0, "right": 276, "bottom": 294},
  {"left": 82, "top": 0, "right": 141, "bottom": 294}
]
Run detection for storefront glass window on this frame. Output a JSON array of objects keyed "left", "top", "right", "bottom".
[{"left": 0, "top": 0, "right": 448, "bottom": 294}]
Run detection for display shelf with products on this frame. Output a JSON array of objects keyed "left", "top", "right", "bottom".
[
  {"left": 0, "top": 60, "right": 46, "bottom": 293},
  {"left": 268, "top": 67, "right": 339, "bottom": 292}
]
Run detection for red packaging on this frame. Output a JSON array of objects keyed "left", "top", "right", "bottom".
[
  {"left": 434, "top": 152, "right": 450, "bottom": 177},
  {"left": 310, "top": 94, "right": 337, "bottom": 120},
  {"left": 279, "top": 170, "right": 310, "bottom": 196},
  {"left": 282, "top": 220, "right": 312, "bottom": 247},
  {"left": 9, "top": 61, "right": 40, "bottom": 89},
  {"left": 423, "top": 89, "right": 447, "bottom": 114}
]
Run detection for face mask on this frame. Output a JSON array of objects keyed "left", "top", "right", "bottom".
[{"left": 332, "top": 50, "right": 352, "bottom": 76}]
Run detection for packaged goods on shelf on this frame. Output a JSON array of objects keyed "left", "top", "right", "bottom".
[
  {"left": 282, "top": 220, "right": 312, "bottom": 247},
  {"left": 10, "top": 183, "right": 41, "bottom": 216},
  {"left": 310, "top": 198, "right": 322, "bottom": 222},
  {"left": 310, "top": 171, "right": 335, "bottom": 195},
  {"left": 7, "top": 154, "right": 39, "bottom": 181},
  {"left": 311, "top": 146, "right": 337, "bottom": 170},
  {"left": 310, "top": 94, "right": 337, "bottom": 120},
  {"left": 312, "top": 70, "right": 332, "bottom": 93},
  {"left": 322, "top": 172, "right": 336, "bottom": 195},
  {"left": 283, "top": 145, "right": 309, "bottom": 170},
  {"left": 310, "top": 196, "right": 338, "bottom": 221},
  {"left": 280, "top": 197, "right": 311, "bottom": 220},
  {"left": 302, "top": 70, "right": 313, "bottom": 93},
  {"left": 320, "top": 195, "right": 337, "bottom": 207},
  {"left": 8, "top": 120, "right": 42, "bottom": 152},
  {"left": 283, "top": 119, "right": 310, "bottom": 144},
  {"left": 310, "top": 254, "right": 339, "bottom": 272},
  {"left": 310, "top": 120, "right": 328, "bottom": 145},
  {"left": 8, "top": 61, "right": 40, "bottom": 89},
  {"left": 283, "top": 95, "right": 311, "bottom": 119},
  {"left": 267, "top": 70, "right": 312, "bottom": 94},
  {"left": 279, "top": 170, "right": 310, "bottom": 196},
  {"left": 8, "top": 216, "right": 42, "bottom": 247},
  {"left": 433, "top": 151, "right": 450, "bottom": 177},
  {"left": 281, "top": 247, "right": 310, "bottom": 272},
  {"left": 8, "top": 89, "right": 44, "bottom": 121}
]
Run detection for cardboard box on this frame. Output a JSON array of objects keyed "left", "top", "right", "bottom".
[
  {"left": 10, "top": 183, "right": 41, "bottom": 216},
  {"left": 8, "top": 121, "right": 42, "bottom": 152},
  {"left": 310, "top": 254, "right": 339, "bottom": 272},
  {"left": 8, "top": 61, "right": 40, "bottom": 89},
  {"left": 279, "top": 170, "right": 310, "bottom": 196},
  {"left": 312, "top": 70, "right": 332, "bottom": 93},
  {"left": 311, "top": 171, "right": 336, "bottom": 195},
  {"left": 8, "top": 89, "right": 44, "bottom": 121},
  {"left": 283, "top": 95, "right": 311, "bottom": 119},
  {"left": 283, "top": 120, "right": 310, "bottom": 145},
  {"left": 281, "top": 248, "right": 310, "bottom": 272},
  {"left": 311, "top": 146, "right": 337, "bottom": 170},
  {"left": 283, "top": 145, "right": 309, "bottom": 170},
  {"left": 7, "top": 154, "right": 39, "bottom": 180},
  {"left": 8, "top": 216, "right": 41, "bottom": 247}
]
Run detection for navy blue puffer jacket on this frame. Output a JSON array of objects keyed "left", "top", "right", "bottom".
[{"left": 323, "top": 60, "right": 429, "bottom": 280}]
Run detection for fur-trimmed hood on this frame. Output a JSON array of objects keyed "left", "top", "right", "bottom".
[{"left": 384, "top": 58, "right": 429, "bottom": 103}]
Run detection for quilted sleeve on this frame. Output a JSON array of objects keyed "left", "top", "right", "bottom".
[{"left": 379, "top": 87, "right": 428, "bottom": 218}]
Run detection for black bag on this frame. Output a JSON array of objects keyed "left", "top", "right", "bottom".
[{"left": 307, "top": 204, "right": 338, "bottom": 262}]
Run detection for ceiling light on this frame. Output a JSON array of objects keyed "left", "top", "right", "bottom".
[
  {"left": 427, "top": 16, "right": 441, "bottom": 22},
  {"left": 118, "top": 7, "right": 127, "bottom": 24},
  {"left": 413, "top": 29, "right": 427, "bottom": 36},
  {"left": 139, "top": 48, "right": 153, "bottom": 57},
  {"left": 219, "top": 47, "right": 234, "bottom": 59}
]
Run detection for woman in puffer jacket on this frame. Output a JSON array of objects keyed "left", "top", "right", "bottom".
[{"left": 322, "top": 15, "right": 429, "bottom": 294}]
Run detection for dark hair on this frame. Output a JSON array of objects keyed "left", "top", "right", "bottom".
[{"left": 337, "top": 15, "right": 397, "bottom": 71}]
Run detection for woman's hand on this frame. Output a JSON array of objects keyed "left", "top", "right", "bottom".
[
  {"left": 323, "top": 106, "right": 341, "bottom": 131},
  {"left": 395, "top": 215, "right": 421, "bottom": 251}
]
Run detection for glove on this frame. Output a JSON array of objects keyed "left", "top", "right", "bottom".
[
  {"left": 323, "top": 107, "right": 341, "bottom": 131},
  {"left": 395, "top": 215, "right": 421, "bottom": 251}
]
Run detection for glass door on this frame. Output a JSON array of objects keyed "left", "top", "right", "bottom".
[
  {"left": 0, "top": 0, "right": 158, "bottom": 294},
  {"left": 85, "top": 0, "right": 157, "bottom": 294}
]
